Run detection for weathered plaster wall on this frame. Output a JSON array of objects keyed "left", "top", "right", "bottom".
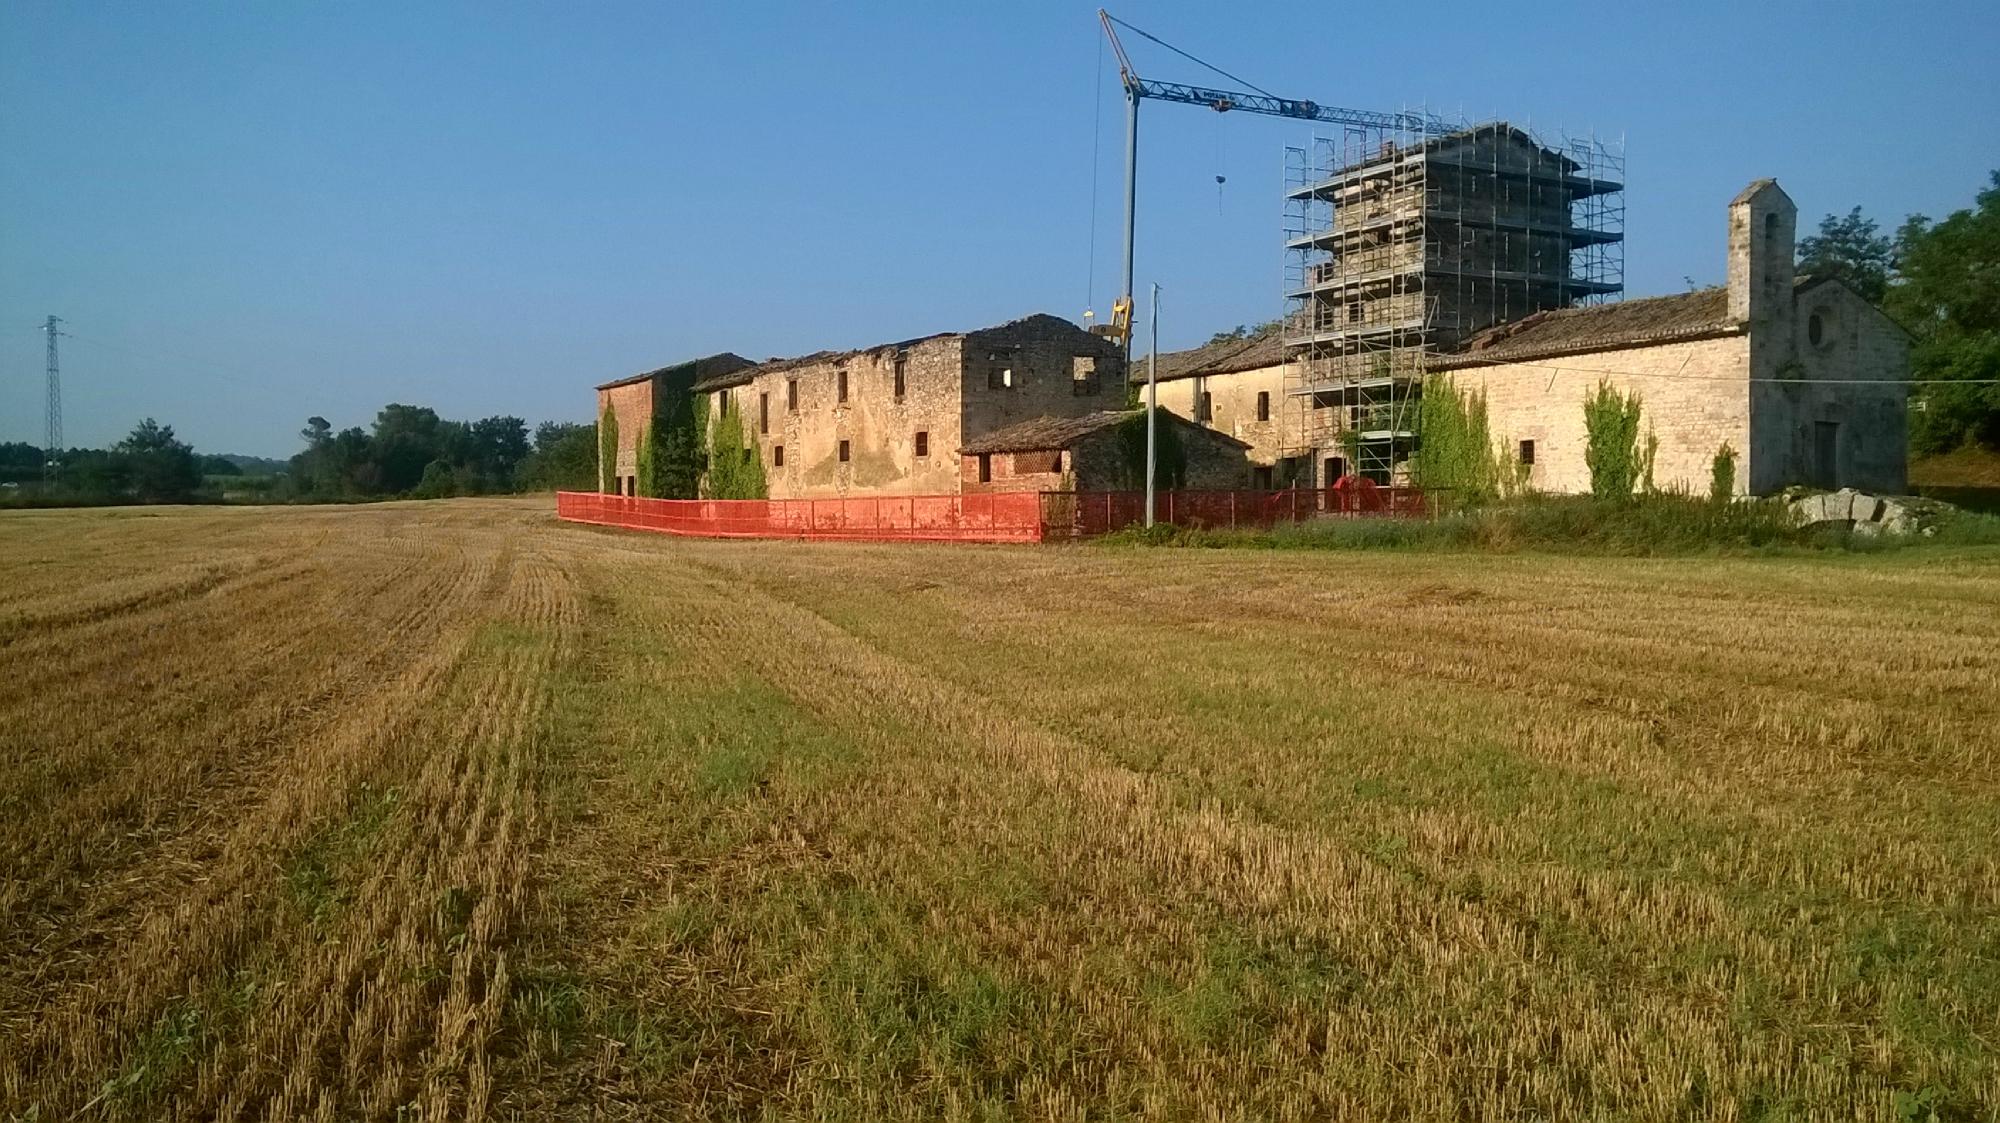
[{"left": 1749, "top": 283, "right": 1910, "bottom": 494}]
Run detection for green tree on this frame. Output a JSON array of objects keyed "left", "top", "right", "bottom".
[
  {"left": 411, "top": 459, "right": 457, "bottom": 499},
  {"left": 117, "top": 418, "right": 203, "bottom": 502},
  {"left": 1710, "top": 442, "right": 1738, "bottom": 503},
  {"left": 598, "top": 406, "right": 620, "bottom": 493},
  {"left": 518, "top": 421, "right": 597, "bottom": 491},
  {"left": 1797, "top": 206, "right": 1895, "bottom": 303},
  {"left": 370, "top": 404, "right": 444, "bottom": 493},
  {"left": 1582, "top": 381, "right": 1645, "bottom": 500},
  {"left": 1887, "top": 171, "right": 2000, "bottom": 453},
  {"left": 634, "top": 422, "right": 658, "bottom": 497}
]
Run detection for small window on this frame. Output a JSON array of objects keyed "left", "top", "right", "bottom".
[
  {"left": 1256, "top": 391, "right": 1271, "bottom": 422},
  {"left": 787, "top": 378, "right": 799, "bottom": 411},
  {"left": 838, "top": 440, "right": 850, "bottom": 463},
  {"left": 759, "top": 392, "right": 769, "bottom": 435},
  {"left": 717, "top": 389, "right": 729, "bottom": 415},
  {"left": 1519, "top": 439, "right": 1535, "bottom": 466},
  {"left": 977, "top": 453, "right": 992, "bottom": 483},
  {"left": 741, "top": 447, "right": 752, "bottom": 465},
  {"left": 893, "top": 352, "right": 908, "bottom": 398},
  {"left": 1072, "top": 356, "right": 1099, "bottom": 396},
  {"left": 1253, "top": 465, "right": 1275, "bottom": 489},
  {"left": 773, "top": 444, "right": 785, "bottom": 467},
  {"left": 914, "top": 431, "right": 929, "bottom": 458},
  {"left": 988, "top": 366, "right": 1014, "bottom": 390},
  {"left": 1046, "top": 452, "right": 1063, "bottom": 473},
  {"left": 1808, "top": 312, "right": 1825, "bottom": 346},
  {"left": 1199, "top": 392, "right": 1213, "bottom": 422},
  {"left": 837, "top": 369, "right": 849, "bottom": 403}
]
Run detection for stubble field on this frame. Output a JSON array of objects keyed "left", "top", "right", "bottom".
[{"left": 0, "top": 497, "right": 1995, "bottom": 1121}]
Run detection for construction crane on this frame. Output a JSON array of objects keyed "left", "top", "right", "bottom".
[{"left": 1094, "top": 9, "right": 1449, "bottom": 353}]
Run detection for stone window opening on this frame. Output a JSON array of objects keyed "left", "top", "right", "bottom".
[
  {"left": 1199, "top": 391, "right": 1213, "bottom": 422},
  {"left": 838, "top": 440, "right": 851, "bottom": 463},
  {"left": 1808, "top": 312, "right": 1827, "bottom": 347},
  {"left": 837, "top": 368, "right": 849, "bottom": 404},
  {"left": 787, "top": 378, "right": 799, "bottom": 411},
  {"left": 914, "top": 431, "right": 929, "bottom": 458},
  {"left": 893, "top": 352, "right": 908, "bottom": 399},
  {"left": 717, "top": 389, "right": 729, "bottom": 416},
  {"left": 988, "top": 365, "right": 1014, "bottom": 390},
  {"left": 1519, "top": 439, "right": 1535, "bottom": 466},
  {"left": 1256, "top": 391, "right": 1271, "bottom": 422},
  {"left": 1072, "top": 356, "right": 1099, "bottom": 396},
  {"left": 759, "top": 392, "right": 769, "bottom": 435},
  {"left": 773, "top": 444, "right": 785, "bottom": 468},
  {"left": 977, "top": 453, "right": 992, "bottom": 483}
]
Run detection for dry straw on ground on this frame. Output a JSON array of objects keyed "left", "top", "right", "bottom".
[{"left": 0, "top": 497, "right": 1993, "bottom": 1120}]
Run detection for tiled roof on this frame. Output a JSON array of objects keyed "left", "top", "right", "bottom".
[
  {"left": 960, "top": 409, "right": 1250, "bottom": 455},
  {"left": 597, "top": 353, "right": 754, "bottom": 392},
  {"left": 690, "top": 313, "right": 1090, "bottom": 392},
  {"left": 1133, "top": 331, "right": 1288, "bottom": 384},
  {"left": 1431, "top": 288, "right": 1740, "bottom": 369}
]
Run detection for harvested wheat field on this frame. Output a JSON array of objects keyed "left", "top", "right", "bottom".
[{"left": 0, "top": 497, "right": 1995, "bottom": 1121}]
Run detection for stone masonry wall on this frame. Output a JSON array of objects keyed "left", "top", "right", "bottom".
[
  {"left": 1139, "top": 363, "right": 1289, "bottom": 468},
  {"left": 705, "top": 335, "right": 964, "bottom": 500},
  {"left": 960, "top": 316, "right": 1125, "bottom": 445},
  {"left": 1749, "top": 282, "right": 1910, "bottom": 494},
  {"left": 1457, "top": 335, "right": 1753, "bottom": 495}
]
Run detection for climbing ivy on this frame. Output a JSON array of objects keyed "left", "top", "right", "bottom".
[
  {"left": 1115, "top": 408, "right": 1186, "bottom": 489},
  {"left": 1582, "top": 380, "right": 1646, "bottom": 500},
  {"left": 1410, "top": 375, "right": 1502, "bottom": 503},
  {"left": 704, "top": 396, "right": 766, "bottom": 499},
  {"left": 1710, "top": 441, "right": 1738, "bottom": 503},
  {"left": 597, "top": 406, "right": 619, "bottom": 494}
]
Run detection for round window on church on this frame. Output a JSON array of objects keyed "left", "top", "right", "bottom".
[{"left": 1808, "top": 312, "right": 1825, "bottom": 347}]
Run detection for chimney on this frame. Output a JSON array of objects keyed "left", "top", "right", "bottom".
[{"left": 1727, "top": 178, "right": 1797, "bottom": 326}]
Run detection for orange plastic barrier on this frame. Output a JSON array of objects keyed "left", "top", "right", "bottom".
[{"left": 556, "top": 490, "right": 1046, "bottom": 544}]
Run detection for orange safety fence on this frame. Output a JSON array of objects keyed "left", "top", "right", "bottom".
[
  {"left": 1043, "top": 484, "right": 1433, "bottom": 538},
  {"left": 555, "top": 490, "right": 1046, "bottom": 543}
]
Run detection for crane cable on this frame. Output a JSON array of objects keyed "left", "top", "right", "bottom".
[
  {"left": 1103, "top": 13, "right": 1277, "bottom": 99},
  {"left": 1085, "top": 29, "right": 1104, "bottom": 321}
]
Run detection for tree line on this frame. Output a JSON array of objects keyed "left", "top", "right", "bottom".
[{"left": 3, "top": 406, "right": 598, "bottom": 506}]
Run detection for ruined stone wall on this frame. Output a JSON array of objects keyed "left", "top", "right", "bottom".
[
  {"left": 1749, "top": 282, "right": 1910, "bottom": 493},
  {"left": 1455, "top": 335, "right": 1753, "bottom": 495},
  {"left": 960, "top": 316, "right": 1125, "bottom": 445},
  {"left": 704, "top": 336, "right": 965, "bottom": 500},
  {"left": 595, "top": 380, "right": 655, "bottom": 494},
  {"left": 959, "top": 449, "right": 1069, "bottom": 495}
]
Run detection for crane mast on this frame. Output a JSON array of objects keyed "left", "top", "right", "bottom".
[{"left": 1095, "top": 9, "right": 1447, "bottom": 361}]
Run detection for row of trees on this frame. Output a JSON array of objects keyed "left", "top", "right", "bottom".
[
  {"left": 0, "top": 420, "right": 210, "bottom": 503},
  {"left": 289, "top": 405, "right": 596, "bottom": 499},
  {"left": 1795, "top": 170, "right": 2000, "bottom": 454}
]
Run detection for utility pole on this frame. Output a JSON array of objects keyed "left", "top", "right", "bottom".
[
  {"left": 1145, "top": 283, "right": 1158, "bottom": 528},
  {"left": 43, "top": 316, "right": 64, "bottom": 486}
]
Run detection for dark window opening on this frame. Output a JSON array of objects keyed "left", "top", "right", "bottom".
[
  {"left": 1519, "top": 439, "right": 1535, "bottom": 466},
  {"left": 914, "top": 431, "right": 929, "bottom": 458},
  {"left": 988, "top": 366, "right": 1014, "bottom": 390},
  {"left": 1072, "top": 356, "right": 1099, "bottom": 396},
  {"left": 759, "top": 392, "right": 769, "bottom": 435},
  {"left": 1256, "top": 391, "right": 1271, "bottom": 422},
  {"left": 1045, "top": 452, "right": 1063, "bottom": 473},
  {"left": 836, "top": 369, "right": 849, "bottom": 403},
  {"left": 1199, "top": 392, "right": 1213, "bottom": 422},
  {"left": 1813, "top": 421, "right": 1839, "bottom": 489},
  {"left": 741, "top": 447, "right": 752, "bottom": 465},
  {"left": 977, "top": 453, "right": 992, "bottom": 483},
  {"left": 716, "top": 389, "right": 728, "bottom": 416},
  {"left": 787, "top": 378, "right": 798, "bottom": 411},
  {"left": 838, "top": 439, "right": 851, "bottom": 463},
  {"left": 1808, "top": 313, "right": 1825, "bottom": 346},
  {"left": 1253, "top": 465, "right": 1275, "bottom": 489},
  {"left": 893, "top": 352, "right": 907, "bottom": 398},
  {"left": 773, "top": 444, "right": 785, "bottom": 467},
  {"left": 1324, "top": 456, "right": 1346, "bottom": 485}
]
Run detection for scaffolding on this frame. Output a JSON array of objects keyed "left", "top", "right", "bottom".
[{"left": 1282, "top": 120, "right": 1624, "bottom": 483}]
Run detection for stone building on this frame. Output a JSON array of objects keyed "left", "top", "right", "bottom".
[
  {"left": 1435, "top": 180, "right": 1909, "bottom": 494},
  {"left": 688, "top": 313, "right": 1124, "bottom": 499},
  {"left": 957, "top": 408, "right": 1251, "bottom": 494},
  {"left": 1142, "top": 178, "right": 1910, "bottom": 495},
  {"left": 595, "top": 353, "right": 753, "bottom": 495}
]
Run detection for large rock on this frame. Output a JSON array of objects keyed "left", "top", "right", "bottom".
[{"left": 1788, "top": 488, "right": 1952, "bottom": 537}]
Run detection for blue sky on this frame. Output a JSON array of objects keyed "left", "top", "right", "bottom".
[{"left": 2, "top": 2, "right": 1996, "bottom": 457}]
